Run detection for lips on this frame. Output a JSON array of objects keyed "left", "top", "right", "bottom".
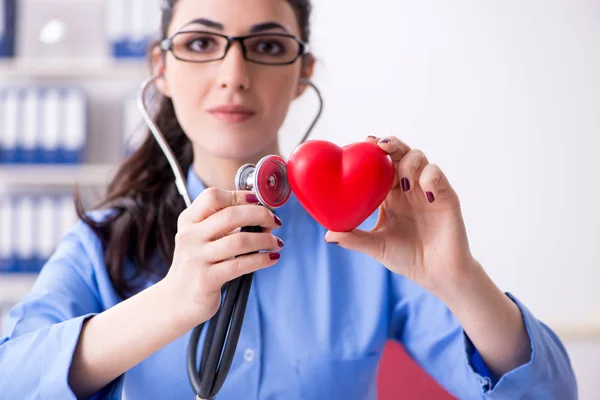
[{"left": 206, "top": 104, "right": 256, "bottom": 123}]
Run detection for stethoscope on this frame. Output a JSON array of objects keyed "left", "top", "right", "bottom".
[{"left": 137, "top": 74, "right": 323, "bottom": 400}]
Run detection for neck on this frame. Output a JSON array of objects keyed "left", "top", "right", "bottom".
[{"left": 191, "top": 139, "right": 282, "bottom": 191}]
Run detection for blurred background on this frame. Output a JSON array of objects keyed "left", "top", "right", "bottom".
[{"left": 1, "top": 0, "right": 599, "bottom": 399}]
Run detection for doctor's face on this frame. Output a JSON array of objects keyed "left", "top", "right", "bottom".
[{"left": 157, "top": 0, "right": 308, "bottom": 160}]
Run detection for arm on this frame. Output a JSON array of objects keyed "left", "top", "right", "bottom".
[
  {"left": 0, "top": 222, "right": 196, "bottom": 400},
  {"left": 389, "top": 268, "right": 578, "bottom": 399},
  {"left": 0, "top": 224, "right": 113, "bottom": 400},
  {"left": 433, "top": 258, "right": 531, "bottom": 378},
  {"left": 68, "top": 280, "right": 197, "bottom": 399}
]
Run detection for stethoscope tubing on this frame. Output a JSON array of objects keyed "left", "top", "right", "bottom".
[{"left": 137, "top": 74, "right": 323, "bottom": 399}]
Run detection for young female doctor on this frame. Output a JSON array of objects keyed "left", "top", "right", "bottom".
[{"left": 0, "top": 0, "right": 576, "bottom": 399}]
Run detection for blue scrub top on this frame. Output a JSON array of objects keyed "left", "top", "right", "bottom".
[{"left": 0, "top": 166, "right": 577, "bottom": 399}]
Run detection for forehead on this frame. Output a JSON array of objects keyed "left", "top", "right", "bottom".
[{"left": 169, "top": 0, "right": 301, "bottom": 36}]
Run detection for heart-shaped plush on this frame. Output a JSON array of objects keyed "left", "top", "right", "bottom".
[{"left": 287, "top": 140, "right": 395, "bottom": 232}]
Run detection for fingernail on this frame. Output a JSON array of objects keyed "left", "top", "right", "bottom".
[
  {"left": 427, "top": 192, "right": 435, "bottom": 203},
  {"left": 324, "top": 237, "right": 339, "bottom": 244},
  {"left": 269, "top": 253, "right": 281, "bottom": 260},
  {"left": 379, "top": 139, "right": 390, "bottom": 144},
  {"left": 368, "top": 135, "right": 378, "bottom": 139},
  {"left": 274, "top": 215, "right": 283, "bottom": 226},
  {"left": 277, "top": 238, "right": 285, "bottom": 248},
  {"left": 246, "top": 194, "right": 259, "bottom": 203},
  {"left": 401, "top": 178, "right": 410, "bottom": 192}
]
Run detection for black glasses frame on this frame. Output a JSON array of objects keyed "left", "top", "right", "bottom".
[{"left": 160, "top": 30, "right": 310, "bottom": 66}]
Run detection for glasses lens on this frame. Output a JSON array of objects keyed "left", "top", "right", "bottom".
[
  {"left": 171, "top": 32, "right": 228, "bottom": 62},
  {"left": 243, "top": 34, "right": 301, "bottom": 64}
]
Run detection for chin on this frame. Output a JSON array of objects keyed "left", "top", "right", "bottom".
[{"left": 206, "top": 133, "right": 273, "bottom": 161}]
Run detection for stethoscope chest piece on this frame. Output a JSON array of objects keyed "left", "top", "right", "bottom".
[{"left": 235, "top": 155, "right": 291, "bottom": 209}]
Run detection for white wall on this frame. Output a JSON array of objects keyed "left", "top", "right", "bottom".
[{"left": 280, "top": 1, "right": 600, "bottom": 398}]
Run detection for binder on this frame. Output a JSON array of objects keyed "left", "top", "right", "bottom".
[
  {"left": 35, "top": 195, "right": 56, "bottom": 271},
  {"left": 0, "top": 0, "right": 16, "bottom": 58},
  {"left": 0, "top": 87, "right": 19, "bottom": 164},
  {"left": 107, "top": 0, "right": 127, "bottom": 58},
  {"left": 108, "top": 0, "right": 162, "bottom": 59},
  {"left": 40, "top": 88, "right": 61, "bottom": 163},
  {"left": 58, "top": 88, "right": 87, "bottom": 164},
  {"left": 21, "top": 87, "right": 40, "bottom": 164},
  {"left": 0, "top": 196, "right": 15, "bottom": 272},
  {"left": 14, "top": 195, "right": 37, "bottom": 273}
]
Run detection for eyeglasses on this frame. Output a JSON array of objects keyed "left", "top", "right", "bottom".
[{"left": 160, "top": 31, "right": 310, "bottom": 66}]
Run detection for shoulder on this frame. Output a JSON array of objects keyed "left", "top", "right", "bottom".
[{"left": 52, "top": 208, "right": 118, "bottom": 264}]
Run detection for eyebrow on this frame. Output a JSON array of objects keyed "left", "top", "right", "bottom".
[{"left": 181, "top": 18, "right": 289, "bottom": 34}]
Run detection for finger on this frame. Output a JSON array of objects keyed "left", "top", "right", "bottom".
[
  {"left": 397, "top": 149, "right": 429, "bottom": 193},
  {"left": 365, "top": 135, "right": 381, "bottom": 144},
  {"left": 200, "top": 205, "right": 282, "bottom": 241},
  {"left": 203, "top": 232, "right": 284, "bottom": 263},
  {"left": 178, "top": 187, "right": 259, "bottom": 230},
  {"left": 209, "top": 251, "right": 281, "bottom": 285},
  {"left": 419, "top": 163, "right": 453, "bottom": 204},
  {"left": 324, "top": 228, "right": 384, "bottom": 261},
  {"left": 376, "top": 136, "right": 411, "bottom": 162}
]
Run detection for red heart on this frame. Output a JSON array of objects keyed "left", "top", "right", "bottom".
[{"left": 287, "top": 140, "right": 395, "bottom": 232}]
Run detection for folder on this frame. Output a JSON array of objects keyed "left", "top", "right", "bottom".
[
  {"left": 0, "top": 196, "right": 15, "bottom": 272},
  {"left": 108, "top": 0, "right": 162, "bottom": 59},
  {"left": 21, "top": 87, "right": 41, "bottom": 164},
  {"left": 58, "top": 88, "right": 87, "bottom": 164},
  {"left": 107, "top": 0, "right": 127, "bottom": 58},
  {"left": 14, "top": 195, "right": 37, "bottom": 273},
  {"left": 0, "top": 87, "right": 19, "bottom": 164},
  {"left": 35, "top": 195, "right": 56, "bottom": 271},
  {"left": 40, "top": 88, "right": 61, "bottom": 163},
  {"left": 0, "top": 0, "right": 16, "bottom": 58}
]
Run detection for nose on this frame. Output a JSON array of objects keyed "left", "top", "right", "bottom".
[{"left": 218, "top": 41, "right": 251, "bottom": 91}]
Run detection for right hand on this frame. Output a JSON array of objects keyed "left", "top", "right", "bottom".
[{"left": 163, "top": 187, "right": 284, "bottom": 327}]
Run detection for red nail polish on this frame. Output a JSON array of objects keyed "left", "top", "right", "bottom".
[
  {"left": 380, "top": 139, "right": 390, "bottom": 143},
  {"left": 427, "top": 192, "right": 435, "bottom": 203},
  {"left": 401, "top": 178, "right": 410, "bottom": 192},
  {"left": 246, "top": 194, "right": 259, "bottom": 203},
  {"left": 274, "top": 215, "right": 283, "bottom": 226},
  {"left": 269, "top": 253, "right": 281, "bottom": 260},
  {"left": 277, "top": 238, "right": 284, "bottom": 248}
]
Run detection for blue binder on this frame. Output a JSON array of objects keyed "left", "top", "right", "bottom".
[
  {"left": 0, "top": 0, "right": 16, "bottom": 58},
  {"left": 14, "top": 195, "right": 38, "bottom": 273},
  {"left": 0, "top": 196, "right": 16, "bottom": 273},
  {"left": 108, "top": 0, "right": 159, "bottom": 59},
  {"left": 57, "top": 88, "right": 87, "bottom": 164},
  {"left": 0, "top": 87, "right": 20, "bottom": 164},
  {"left": 40, "top": 87, "right": 61, "bottom": 164}
]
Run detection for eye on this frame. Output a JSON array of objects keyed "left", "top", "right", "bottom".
[
  {"left": 253, "top": 39, "right": 286, "bottom": 56},
  {"left": 186, "top": 36, "right": 218, "bottom": 52}
]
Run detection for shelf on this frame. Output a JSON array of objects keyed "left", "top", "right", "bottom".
[
  {"left": 0, "top": 164, "right": 118, "bottom": 187},
  {"left": 0, "top": 58, "right": 150, "bottom": 80}
]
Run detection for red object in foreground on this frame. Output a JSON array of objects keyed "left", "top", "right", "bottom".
[
  {"left": 378, "top": 341, "right": 456, "bottom": 400},
  {"left": 287, "top": 140, "right": 395, "bottom": 232}
]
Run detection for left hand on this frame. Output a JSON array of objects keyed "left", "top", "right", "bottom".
[{"left": 324, "top": 135, "right": 477, "bottom": 292}]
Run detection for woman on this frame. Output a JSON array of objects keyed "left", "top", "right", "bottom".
[{"left": 0, "top": 0, "right": 577, "bottom": 399}]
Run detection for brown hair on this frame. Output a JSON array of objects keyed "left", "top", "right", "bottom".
[{"left": 75, "top": 0, "right": 313, "bottom": 299}]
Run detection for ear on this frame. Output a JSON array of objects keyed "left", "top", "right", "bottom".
[
  {"left": 151, "top": 45, "right": 172, "bottom": 98},
  {"left": 295, "top": 53, "right": 316, "bottom": 99}
]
